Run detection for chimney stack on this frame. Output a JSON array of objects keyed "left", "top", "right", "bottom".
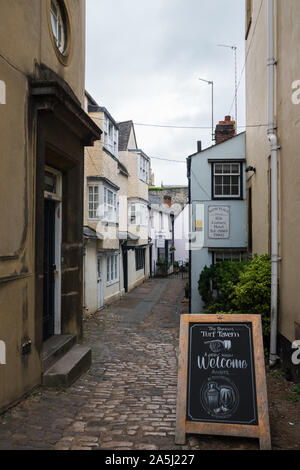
[
  {"left": 197, "top": 141, "right": 202, "bottom": 153},
  {"left": 215, "top": 116, "right": 236, "bottom": 145}
]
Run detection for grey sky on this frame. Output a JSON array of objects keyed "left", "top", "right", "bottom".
[{"left": 86, "top": 0, "right": 246, "bottom": 186}]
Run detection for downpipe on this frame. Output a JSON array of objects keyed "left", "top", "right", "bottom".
[
  {"left": 267, "top": 0, "right": 280, "bottom": 367},
  {"left": 268, "top": 134, "right": 280, "bottom": 367}
]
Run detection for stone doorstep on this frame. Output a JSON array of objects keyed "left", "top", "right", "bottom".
[
  {"left": 42, "top": 335, "right": 77, "bottom": 372},
  {"left": 43, "top": 344, "right": 92, "bottom": 388}
]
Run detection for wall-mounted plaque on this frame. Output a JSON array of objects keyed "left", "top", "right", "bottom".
[
  {"left": 175, "top": 314, "right": 271, "bottom": 450},
  {"left": 156, "top": 238, "right": 165, "bottom": 248},
  {"left": 208, "top": 206, "right": 230, "bottom": 239}
]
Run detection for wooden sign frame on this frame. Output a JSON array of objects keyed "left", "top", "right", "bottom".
[{"left": 175, "top": 314, "right": 271, "bottom": 450}]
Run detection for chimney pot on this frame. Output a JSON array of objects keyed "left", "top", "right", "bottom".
[
  {"left": 197, "top": 141, "right": 202, "bottom": 153},
  {"left": 163, "top": 196, "right": 172, "bottom": 208}
]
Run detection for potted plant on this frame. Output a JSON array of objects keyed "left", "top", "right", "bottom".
[
  {"left": 156, "top": 258, "right": 169, "bottom": 277},
  {"left": 173, "top": 261, "right": 179, "bottom": 273},
  {"left": 184, "top": 282, "right": 190, "bottom": 299}
]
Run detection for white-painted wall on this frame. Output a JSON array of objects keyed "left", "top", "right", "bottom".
[{"left": 174, "top": 205, "right": 189, "bottom": 264}]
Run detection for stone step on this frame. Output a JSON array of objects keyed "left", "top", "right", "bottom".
[
  {"left": 43, "top": 344, "right": 92, "bottom": 388},
  {"left": 42, "top": 334, "right": 77, "bottom": 372}
]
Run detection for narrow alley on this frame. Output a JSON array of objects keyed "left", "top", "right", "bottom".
[{"left": 0, "top": 278, "right": 299, "bottom": 451}]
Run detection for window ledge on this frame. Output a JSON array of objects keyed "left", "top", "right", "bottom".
[{"left": 106, "top": 279, "right": 119, "bottom": 287}]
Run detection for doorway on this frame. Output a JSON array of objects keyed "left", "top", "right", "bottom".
[
  {"left": 43, "top": 199, "right": 56, "bottom": 340},
  {"left": 43, "top": 167, "right": 62, "bottom": 341}
]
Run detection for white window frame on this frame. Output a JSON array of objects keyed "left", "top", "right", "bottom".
[
  {"left": 213, "top": 162, "right": 241, "bottom": 199},
  {"left": 139, "top": 154, "right": 149, "bottom": 183},
  {"left": 106, "top": 253, "right": 119, "bottom": 286},
  {"left": 44, "top": 166, "right": 62, "bottom": 335},
  {"left": 103, "top": 115, "right": 119, "bottom": 159},
  {"left": 104, "top": 186, "right": 118, "bottom": 222},
  {"left": 214, "top": 251, "right": 246, "bottom": 264},
  {"left": 129, "top": 202, "right": 148, "bottom": 226},
  {"left": 88, "top": 184, "right": 100, "bottom": 220},
  {"left": 50, "top": 0, "right": 66, "bottom": 53}
]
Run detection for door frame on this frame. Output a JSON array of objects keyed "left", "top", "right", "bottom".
[
  {"left": 97, "top": 253, "right": 104, "bottom": 310},
  {"left": 122, "top": 243, "right": 128, "bottom": 293},
  {"left": 44, "top": 166, "right": 62, "bottom": 336}
]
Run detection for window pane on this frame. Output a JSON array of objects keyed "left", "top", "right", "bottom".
[
  {"left": 51, "top": 1, "right": 58, "bottom": 16},
  {"left": 107, "top": 258, "right": 110, "bottom": 282},
  {"left": 214, "top": 164, "right": 222, "bottom": 174},
  {"left": 223, "top": 185, "right": 231, "bottom": 195},
  {"left": 111, "top": 257, "right": 114, "bottom": 281},
  {"left": 45, "top": 171, "right": 57, "bottom": 193},
  {"left": 223, "top": 164, "right": 231, "bottom": 174},
  {"left": 223, "top": 176, "right": 231, "bottom": 185},
  {"left": 231, "top": 164, "right": 240, "bottom": 174},
  {"left": 214, "top": 185, "right": 222, "bottom": 196},
  {"left": 215, "top": 176, "right": 222, "bottom": 185},
  {"left": 51, "top": 14, "right": 58, "bottom": 39},
  {"left": 231, "top": 176, "right": 239, "bottom": 185},
  {"left": 231, "top": 185, "right": 239, "bottom": 195},
  {"left": 114, "top": 256, "right": 118, "bottom": 278}
]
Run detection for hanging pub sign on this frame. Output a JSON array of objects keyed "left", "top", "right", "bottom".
[{"left": 175, "top": 314, "right": 271, "bottom": 450}]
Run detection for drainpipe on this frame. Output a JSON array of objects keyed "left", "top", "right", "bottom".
[{"left": 267, "top": 0, "right": 280, "bottom": 366}]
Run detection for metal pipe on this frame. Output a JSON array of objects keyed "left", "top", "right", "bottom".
[
  {"left": 267, "top": 0, "right": 280, "bottom": 367},
  {"left": 198, "top": 78, "right": 214, "bottom": 143}
]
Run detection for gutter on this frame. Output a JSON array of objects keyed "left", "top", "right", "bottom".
[{"left": 267, "top": 0, "right": 280, "bottom": 366}]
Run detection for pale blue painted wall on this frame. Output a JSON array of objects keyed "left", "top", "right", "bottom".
[{"left": 189, "top": 133, "right": 247, "bottom": 313}]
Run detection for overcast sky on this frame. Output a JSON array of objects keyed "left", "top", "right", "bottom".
[{"left": 86, "top": 0, "right": 246, "bottom": 186}]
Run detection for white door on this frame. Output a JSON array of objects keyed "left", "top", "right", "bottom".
[{"left": 97, "top": 255, "right": 104, "bottom": 310}]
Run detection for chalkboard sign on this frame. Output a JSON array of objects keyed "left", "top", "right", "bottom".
[{"left": 175, "top": 315, "right": 271, "bottom": 450}]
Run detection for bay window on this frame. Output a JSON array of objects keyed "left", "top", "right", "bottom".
[
  {"left": 88, "top": 181, "right": 118, "bottom": 222},
  {"left": 104, "top": 187, "right": 117, "bottom": 222},
  {"left": 103, "top": 115, "right": 118, "bottom": 159},
  {"left": 129, "top": 202, "right": 148, "bottom": 226},
  {"left": 139, "top": 154, "right": 149, "bottom": 183},
  {"left": 88, "top": 185, "right": 100, "bottom": 220}
]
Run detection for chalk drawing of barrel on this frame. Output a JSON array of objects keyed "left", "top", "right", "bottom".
[{"left": 204, "top": 339, "right": 232, "bottom": 353}]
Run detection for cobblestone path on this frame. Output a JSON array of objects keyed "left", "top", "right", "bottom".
[{"left": 0, "top": 278, "right": 258, "bottom": 450}]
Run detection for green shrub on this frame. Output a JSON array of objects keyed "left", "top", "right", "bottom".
[
  {"left": 198, "top": 254, "right": 272, "bottom": 339},
  {"left": 198, "top": 260, "right": 247, "bottom": 313},
  {"left": 232, "top": 255, "right": 271, "bottom": 337}
]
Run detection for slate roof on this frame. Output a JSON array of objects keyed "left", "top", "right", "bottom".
[
  {"left": 118, "top": 121, "right": 132, "bottom": 150},
  {"left": 118, "top": 160, "right": 129, "bottom": 176},
  {"left": 118, "top": 121, "right": 138, "bottom": 151},
  {"left": 83, "top": 226, "right": 104, "bottom": 240}
]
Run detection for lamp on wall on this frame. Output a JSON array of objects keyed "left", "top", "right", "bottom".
[{"left": 246, "top": 166, "right": 256, "bottom": 173}]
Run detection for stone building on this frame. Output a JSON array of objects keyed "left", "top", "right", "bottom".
[
  {"left": 149, "top": 186, "right": 188, "bottom": 217},
  {"left": 118, "top": 121, "right": 151, "bottom": 292},
  {"left": 0, "top": 0, "right": 101, "bottom": 411},
  {"left": 149, "top": 186, "right": 189, "bottom": 266},
  {"left": 245, "top": 0, "right": 300, "bottom": 381},
  {"left": 187, "top": 126, "right": 247, "bottom": 313},
  {"left": 83, "top": 93, "right": 126, "bottom": 312}
]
